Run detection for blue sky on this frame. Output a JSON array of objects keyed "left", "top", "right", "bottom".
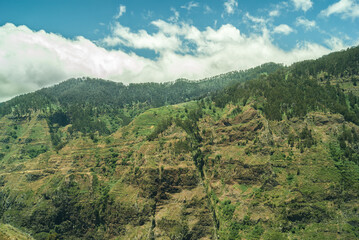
[
  {"left": 1, "top": 0, "right": 358, "bottom": 51},
  {"left": 0, "top": 0, "right": 359, "bottom": 101}
]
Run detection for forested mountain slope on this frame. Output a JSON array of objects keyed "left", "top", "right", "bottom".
[
  {"left": 0, "top": 62, "right": 282, "bottom": 116},
  {"left": 0, "top": 46, "right": 359, "bottom": 239},
  {"left": 290, "top": 45, "right": 359, "bottom": 95},
  {"left": 0, "top": 62, "right": 282, "bottom": 151}
]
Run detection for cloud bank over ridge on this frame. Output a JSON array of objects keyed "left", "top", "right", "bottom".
[{"left": 0, "top": 21, "right": 342, "bottom": 102}]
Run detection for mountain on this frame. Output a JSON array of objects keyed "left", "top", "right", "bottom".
[
  {"left": 290, "top": 45, "right": 359, "bottom": 96},
  {"left": 0, "top": 62, "right": 282, "bottom": 150},
  {"left": 0, "top": 62, "right": 282, "bottom": 114},
  {"left": 0, "top": 46, "right": 359, "bottom": 239}
]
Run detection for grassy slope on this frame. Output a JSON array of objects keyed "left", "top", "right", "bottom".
[
  {"left": 0, "top": 224, "right": 34, "bottom": 240},
  {"left": 0, "top": 104, "right": 214, "bottom": 239}
]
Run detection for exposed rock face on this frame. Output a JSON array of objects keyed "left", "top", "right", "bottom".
[
  {"left": 233, "top": 108, "right": 260, "bottom": 124},
  {"left": 310, "top": 112, "right": 345, "bottom": 126}
]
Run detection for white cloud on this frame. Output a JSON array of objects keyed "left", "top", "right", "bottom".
[
  {"left": 291, "top": 0, "right": 313, "bottom": 12},
  {"left": 224, "top": 0, "right": 238, "bottom": 15},
  {"left": 325, "top": 37, "right": 346, "bottom": 50},
  {"left": 142, "top": 10, "right": 154, "bottom": 20},
  {"left": 204, "top": 5, "right": 212, "bottom": 14},
  {"left": 0, "top": 22, "right": 337, "bottom": 102},
  {"left": 321, "top": 0, "right": 351, "bottom": 16},
  {"left": 320, "top": 0, "right": 359, "bottom": 19},
  {"left": 296, "top": 17, "right": 316, "bottom": 30},
  {"left": 245, "top": 13, "right": 267, "bottom": 24},
  {"left": 168, "top": 8, "right": 180, "bottom": 22},
  {"left": 269, "top": 10, "right": 280, "bottom": 17},
  {"left": 273, "top": 24, "right": 294, "bottom": 35},
  {"left": 268, "top": 2, "right": 289, "bottom": 18},
  {"left": 115, "top": 5, "right": 126, "bottom": 19},
  {"left": 181, "top": 1, "right": 199, "bottom": 11},
  {"left": 103, "top": 21, "right": 181, "bottom": 52},
  {"left": 0, "top": 23, "right": 148, "bottom": 102},
  {"left": 244, "top": 13, "right": 268, "bottom": 32}
]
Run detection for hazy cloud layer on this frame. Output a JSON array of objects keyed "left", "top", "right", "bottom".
[{"left": 0, "top": 20, "right": 343, "bottom": 102}]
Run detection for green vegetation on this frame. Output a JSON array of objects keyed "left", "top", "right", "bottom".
[
  {"left": 0, "top": 224, "right": 33, "bottom": 240},
  {"left": 0, "top": 62, "right": 282, "bottom": 151},
  {"left": 147, "top": 117, "right": 173, "bottom": 141},
  {"left": 0, "top": 46, "right": 359, "bottom": 239},
  {"left": 213, "top": 70, "right": 359, "bottom": 124}
]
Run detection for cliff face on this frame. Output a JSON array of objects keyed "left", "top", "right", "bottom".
[{"left": 1, "top": 98, "right": 359, "bottom": 240}]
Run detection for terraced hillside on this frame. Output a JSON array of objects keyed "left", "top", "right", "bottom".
[
  {"left": 1, "top": 98, "right": 359, "bottom": 239},
  {"left": 0, "top": 46, "right": 359, "bottom": 239}
]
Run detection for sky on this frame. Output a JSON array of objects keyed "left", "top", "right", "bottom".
[{"left": 0, "top": 0, "right": 359, "bottom": 102}]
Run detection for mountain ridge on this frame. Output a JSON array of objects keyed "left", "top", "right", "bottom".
[{"left": 0, "top": 46, "right": 359, "bottom": 239}]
